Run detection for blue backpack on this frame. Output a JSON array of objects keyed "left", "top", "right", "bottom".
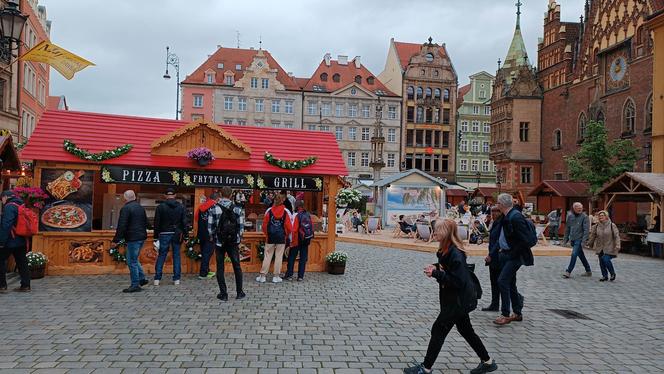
[
  {"left": 298, "top": 212, "right": 314, "bottom": 243},
  {"left": 267, "top": 210, "right": 286, "bottom": 244}
]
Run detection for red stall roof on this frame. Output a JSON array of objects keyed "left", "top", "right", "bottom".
[
  {"left": 21, "top": 110, "right": 348, "bottom": 176},
  {"left": 528, "top": 180, "right": 590, "bottom": 197}
]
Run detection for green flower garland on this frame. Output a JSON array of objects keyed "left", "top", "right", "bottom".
[
  {"left": 184, "top": 236, "right": 202, "bottom": 261},
  {"left": 64, "top": 139, "right": 133, "bottom": 162},
  {"left": 109, "top": 240, "right": 127, "bottom": 263},
  {"left": 264, "top": 152, "right": 317, "bottom": 170}
]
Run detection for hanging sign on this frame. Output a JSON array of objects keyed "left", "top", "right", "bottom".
[
  {"left": 100, "top": 166, "right": 252, "bottom": 188},
  {"left": 257, "top": 175, "right": 323, "bottom": 191}
]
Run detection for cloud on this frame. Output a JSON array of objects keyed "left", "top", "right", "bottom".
[{"left": 44, "top": 0, "right": 586, "bottom": 119}]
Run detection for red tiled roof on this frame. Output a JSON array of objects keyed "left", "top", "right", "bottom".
[
  {"left": 302, "top": 59, "right": 397, "bottom": 96},
  {"left": 293, "top": 77, "right": 310, "bottom": 89},
  {"left": 393, "top": 41, "right": 449, "bottom": 71},
  {"left": 181, "top": 47, "right": 299, "bottom": 90},
  {"left": 21, "top": 110, "right": 348, "bottom": 176},
  {"left": 457, "top": 84, "right": 471, "bottom": 106},
  {"left": 528, "top": 181, "right": 590, "bottom": 197}
]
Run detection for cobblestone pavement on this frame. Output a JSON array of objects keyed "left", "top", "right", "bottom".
[{"left": 1, "top": 243, "right": 663, "bottom": 374}]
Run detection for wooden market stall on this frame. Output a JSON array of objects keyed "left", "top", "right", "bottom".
[{"left": 20, "top": 110, "right": 347, "bottom": 275}]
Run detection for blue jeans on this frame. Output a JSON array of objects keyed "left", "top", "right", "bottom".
[
  {"left": 285, "top": 242, "right": 309, "bottom": 279},
  {"left": 566, "top": 239, "right": 591, "bottom": 273},
  {"left": 199, "top": 239, "right": 214, "bottom": 277},
  {"left": 498, "top": 253, "right": 523, "bottom": 317},
  {"left": 154, "top": 233, "right": 181, "bottom": 281},
  {"left": 598, "top": 253, "right": 615, "bottom": 278},
  {"left": 125, "top": 240, "right": 146, "bottom": 288}
]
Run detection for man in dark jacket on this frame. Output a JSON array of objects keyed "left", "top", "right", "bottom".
[
  {"left": 153, "top": 188, "right": 187, "bottom": 286},
  {"left": 0, "top": 190, "right": 30, "bottom": 292},
  {"left": 112, "top": 190, "right": 148, "bottom": 293},
  {"left": 494, "top": 193, "right": 532, "bottom": 325},
  {"left": 482, "top": 206, "right": 503, "bottom": 312}
]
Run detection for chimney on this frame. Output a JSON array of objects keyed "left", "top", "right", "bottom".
[
  {"left": 288, "top": 72, "right": 293, "bottom": 77},
  {"left": 324, "top": 53, "right": 331, "bottom": 66},
  {"left": 217, "top": 44, "right": 222, "bottom": 49},
  {"left": 338, "top": 55, "right": 348, "bottom": 65},
  {"left": 354, "top": 56, "right": 361, "bottom": 68}
]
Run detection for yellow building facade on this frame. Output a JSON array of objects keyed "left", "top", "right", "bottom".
[{"left": 650, "top": 10, "right": 664, "bottom": 173}]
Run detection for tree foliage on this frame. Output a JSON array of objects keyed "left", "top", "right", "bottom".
[{"left": 565, "top": 120, "right": 639, "bottom": 195}]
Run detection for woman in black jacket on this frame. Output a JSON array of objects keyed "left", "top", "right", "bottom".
[{"left": 404, "top": 219, "right": 497, "bottom": 374}]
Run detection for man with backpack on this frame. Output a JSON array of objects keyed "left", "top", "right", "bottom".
[
  {"left": 153, "top": 188, "right": 187, "bottom": 286},
  {"left": 259, "top": 194, "right": 292, "bottom": 284},
  {"left": 207, "top": 186, "right": 245, "bottom": 301},
  {"left": 285, "top": 200, "right": 314, "bottom": 281},
  {"left": 493, "top": 193, "right": 534, "bottom": 326},
  {"left": 0, "top": 190, "right": 32, "bottom": 292}
]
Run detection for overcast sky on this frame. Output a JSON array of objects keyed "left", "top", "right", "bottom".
[{"left": 44, "top": 0, "right": 586, "bottom": 119}]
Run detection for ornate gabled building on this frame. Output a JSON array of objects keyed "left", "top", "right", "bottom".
[
  {"left": 538, "top": 0, "right": 663, "bottom": 179},
  {"left": 490, "top": 3, "right": 543, "bottom": 196},
  {"left": 379, "top": 38, "right": 458, "bottom": 181}
]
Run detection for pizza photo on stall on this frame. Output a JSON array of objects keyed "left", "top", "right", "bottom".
[{"left": 39, "top": 169, "right": 94, "bottom": 232}]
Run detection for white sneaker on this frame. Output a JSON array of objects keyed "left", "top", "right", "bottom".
[
  {"left": 174, "top": 280, "right": 180, "bottom": 285},
  {"left": 153, "top": 280, "right": 160, "bottom": 286},
  {"left": 272, "top": 276, "right": 283, "bottom": 283},
  {"left": 256, "top": 275, "right": 266, "bottom": 283}
]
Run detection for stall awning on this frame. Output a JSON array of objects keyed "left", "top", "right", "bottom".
[
  {"left": 528, "top": 180, "right": 590, "bottom": 197},
  {"left": 21, "top": 110, "right": 348, "bottom": 176},
  {"left": 0, "top": 136, "right": 21, "bottom": 170},
  {"left": 598, "top": 172, "right": 664, "bottom": 203}
]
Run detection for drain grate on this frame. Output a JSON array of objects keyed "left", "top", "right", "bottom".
[{"left": 549, "top": 309, "right": 592, "bottom": 320}]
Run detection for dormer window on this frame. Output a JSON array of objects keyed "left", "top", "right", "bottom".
[
  {"left": 235, "top": 64, "right": 242, "bottom": 71},
  {"left": 225, "top": 76, "right": 234, "bottom": 85},
  {"left": 367, "top": 76, "right": 375, "bottom": 85},
  {"left": 206, "top": 74, "right": 214, "bottom": 84},
  {"left": 320, "top": 73, "right": 328, "bottom": 81},
  {"left": 332, "top": 73, "right": 340, "bottom": 82},
  {"left": 354, "top": 75, "right": 362, "bottom": 84}
]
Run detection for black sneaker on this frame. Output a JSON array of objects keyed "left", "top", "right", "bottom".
[
  {"left": 481, "top": 305, "right": 499, "bottom": 312},
  {"left": 217, "top": 293, "right": 228, "bottom": 302},
  {"left": 297, "top": 277, "right": 304, "bottom": 282},
  {"left": 599, "top": 277, "right": 608, "bottom": 282},
  {"left": 403, "top": 362, "right": 430, "bottom": 374},
  {"left": 236, "top": 291, "right": 246, "bottom": 300},
  {"left": 283, "top": 275, "right": 293, "bottom": 281},
  {"left": 139, "top": 279, "right": 149, "bottom": 286},
  {"left": 122, "top": 286, "right": 142, "bottom": 293},
  {"left": 0, "top": 286, "right": 7, "bottom": 293},
  {"left": 470, "top": 359, "right": 497, "bottom": 374},
  {"left": 610, "top": 274, "right": 616, "bottom": 282},
  {"left": 14, "top": 286, "right": 31, "bottom": 292}
]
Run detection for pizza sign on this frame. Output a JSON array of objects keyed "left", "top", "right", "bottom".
[{"left": 39, "top": 169, "right": 93, "bottom": 232}]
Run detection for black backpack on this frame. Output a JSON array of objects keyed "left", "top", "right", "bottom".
[
  {"left": 216, "top": 204, "right": 239, "bottom": 245},
  {"left": 463, "top": 263, "right": 482, "bottom": 313},
  {"left": 267, "top": 210, "right": 286, "bottom": 244},
  {"left": 298, "top": 212, "right": 314, "bottom": 243}
]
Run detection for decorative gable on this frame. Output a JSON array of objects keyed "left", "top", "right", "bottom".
[{"left": 151, "top": 122, "right": 251, "bottom": 160}]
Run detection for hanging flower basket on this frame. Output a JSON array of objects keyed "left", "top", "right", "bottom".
[{"left": 186, "top": 147, "right": 215, "bottom": 166}]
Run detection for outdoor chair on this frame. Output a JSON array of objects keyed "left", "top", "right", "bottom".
[
  {"left": 536, "top": 223, "right": 548, "bottom": 244},
  {"left": 457, "top": 224, "right": 469, "bottom": 241},
  {"left": 416, "top": 224, "right": 433, "bottom": 242}
]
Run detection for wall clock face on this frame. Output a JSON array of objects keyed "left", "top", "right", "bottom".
[{"left": 609, "top": 56, "right": 627, "bottom": 82}]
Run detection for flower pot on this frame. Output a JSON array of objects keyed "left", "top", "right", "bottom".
[
  {"left": 30, "top": 265, "right": 45, "bottom": 279},
  {"left": 197, "top": 158, "right": 211, "bottom": 166},
  {"left": 327, "top": 261, "right": 346, "bottom": 275}
]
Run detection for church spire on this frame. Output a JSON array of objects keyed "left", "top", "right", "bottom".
[
  {"left": 516, "top": 0, "right": 522, "bottom": 28},
  {"left": 502, "top": 0, "right": 530, "bottom": 71}
]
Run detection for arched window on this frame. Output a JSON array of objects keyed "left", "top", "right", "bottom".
[
  {"left": 407, "top": 86, "right": 414, "bottom": 100},
  {"left": 320, "top": 73, "right": 328, "bottom": 81},
  {"left": 434, "top": 88, "right": 441, "bottom": 98},
  {"left": 596, "top": 111, "right": 604, "bottom": 123},
  {"left": 578, "top": 112, "right": 587, "bottom": 140},
  {"left": 425, "top": 88, "right": 432, "bottom": 98},
  {"left": 367, "top": 76, "right": 375, "bottom": 85},
  {"left": 553, "top": 129, "right": 562, "bottom": 148},
  {"left": 416, "top": 87, "right": 423, "bottom": 99},
  {"left": 443, "top": 89, "right": 450, "bottom": 102},
  {"left": 645, "top": 94, "right": 653, "bottom": 131},
  {"left": 354, "top": 75, "right": 362, "bottom": 84},
  {"left": 332, "top": 73, "right": 341, "bottom": 82},
  {"left": 433, "top": 70, "right": 439, "bottom": 77},
  {"left": 623, "top": 98, "right": 636, "bottom": 134}
]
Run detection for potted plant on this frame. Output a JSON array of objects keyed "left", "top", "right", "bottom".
[
  {"left": 325, "top": 251, "right": 347, "bottom": 275},
  {"left": 12, "top": 186, "right": 49, "bottom": 209},
  {"left": 186, "top": 147, "right": 215, "bottom": 166},
  {"left": 26, "top": 252, "right": 48, "bottom": 279}
]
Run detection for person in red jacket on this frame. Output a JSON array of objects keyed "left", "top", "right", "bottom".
[
  {"left": 258, "top": 194, "right": 292, "bottom": 283},
  {"left": 196, "top": 194, "right": 218, "bottom": 279},
  {"left": 285, "top": 200, "right": 313, "bottom": 281}
]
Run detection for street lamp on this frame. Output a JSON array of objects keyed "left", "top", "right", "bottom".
[
  {"left": 642, "top": 142, "right": 652, "bottom": 172},
  {"left": 163, "top": 46, "right": 181, "bottom": 120},
  {"left": 0, "top": 0, "right": 29, "bottom": 61}
]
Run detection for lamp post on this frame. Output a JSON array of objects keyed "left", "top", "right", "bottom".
[
  {"left": 370, "top": 96, "right": 386, "bottom": 214},
  {"left": 496, "top": 168, "right": 504, "bottom": 193},
  {"left": 0, "top": 1, "right": 28, "bottom": 53},
  {"left": 643, "top": 142, "right": 652, "bottom": 172},
  {"left": 475, "top": 171, "right": 482, "bottom": 189},
  {"left": 163, "top": 46, "right": 181, "bottom": 120}
]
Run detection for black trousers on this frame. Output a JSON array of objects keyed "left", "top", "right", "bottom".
[
  {"left": 0, "top": 245, "right": 30, "bottom": 288},
  {"left": 216, "top": 243, "right": 243, "bottom": 296},
  {"left": 423, "top": 312, "right": 490, "bottom": 369},
  {"left": 488, "top": 265, "right": 501, "bottom": 308}
]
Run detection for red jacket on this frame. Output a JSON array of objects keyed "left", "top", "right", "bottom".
[{"left": 262, "top": 204, "right": 292, "bottom": 242}]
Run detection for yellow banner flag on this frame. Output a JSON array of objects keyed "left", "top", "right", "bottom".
[{"left": 20, "top": 41, "right": 94, "bottom": 80}]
